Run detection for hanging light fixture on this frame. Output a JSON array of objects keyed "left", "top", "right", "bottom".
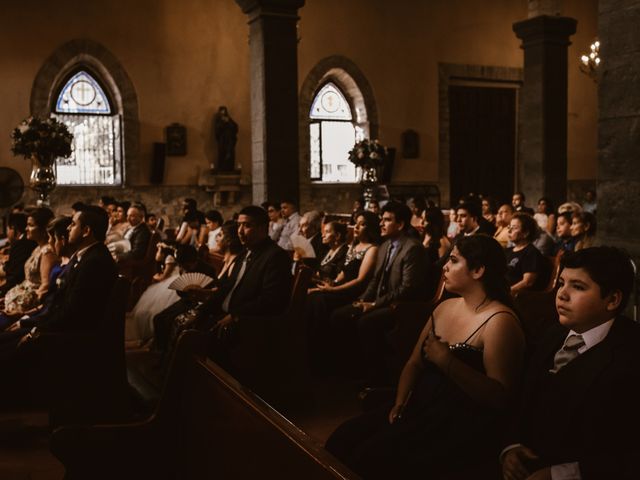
[{"left": 579, "top": 39, "right": 600, "bottom": 82}]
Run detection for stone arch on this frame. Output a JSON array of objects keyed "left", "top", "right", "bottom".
[
  {"left": 30, "top": 39, "right": 139, "bottom": 184},
  {"left": 299, "top": 56, "right": 379, "bottom": 209}
]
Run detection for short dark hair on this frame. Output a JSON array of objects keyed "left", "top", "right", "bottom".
[
  {"left": 7, "top": 213, "right": 28, "bottom": 232},
  {"left": 131, "top": 202, "right": 147, "bottom": 216},
  {"left": 561, "top": 247, "right": 635, "bottom": 314},
  {"left": 101, "top": 196, "right": 116, "bottom": 206},
  {"left": 514, "top": 191, "right": 526, "bottom": 201},
  {"left": 47, "top": 216, "right": 72, "bottom": 240},
  {"left": 71, "top": 201, "right": 86, "bottom": 212},
  {"left": 512, "top": 212, "right": 539, "bottom": 243},
  {"left": 457, "top": 202, "right": 481, "bottom": 221},
  {"left": 117, "top": 201, "right": 131, "bottom": 212},
  {"left": 327, "top": 221, "right": 347, "bottom": 241},
  {"left": 175, "top": 244, "right": 198, "bottom": 266},
  {"left": 239, "top": 205, "right": 270, "bottom": 227},
  {"left": 183, "top": 198, "right": 197, "bottom": 211},
  {"left": 77, "top": 205, "right": 110, "bottom": 242},
  {"left": 205, "top": 210, "right": 224, "bottom": 225},
  {"left": 381, "top": 201, "right": 412, "bottom": 230},
  {"left": 29, "top": 208, "right": 55, "bottom": 230},
  {"left": 280, "top": 199, "right": 297, "bottom": 208}
]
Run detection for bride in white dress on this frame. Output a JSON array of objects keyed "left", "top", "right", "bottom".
[{"left": 131, "top": 244, "right": 180, "bottom": 343}]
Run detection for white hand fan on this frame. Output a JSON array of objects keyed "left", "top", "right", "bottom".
[{"left": 168, "top": 272, "right": 215, "bottom": 291}]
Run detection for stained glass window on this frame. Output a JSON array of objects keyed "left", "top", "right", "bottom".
[
  {"left": 309, "top": 82, "right": 358, "bottom": 182},
  {"left": 55, "top": 71, "right": 111, "bottom": 114},
  {"left": 53, "top": 69, "right": 122, "bottom": 185}
]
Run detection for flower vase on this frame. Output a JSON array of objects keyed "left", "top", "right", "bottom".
[
  {"left": 360, "top": 166, "right": 378, "bottom": 208},
  {"left": 29, "top": 155, "right": 57, "bottom": 206}
]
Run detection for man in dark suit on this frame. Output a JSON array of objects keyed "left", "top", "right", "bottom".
[
  {"left": 25, "top": 205, "right": 117, "bottom": 335},
  {"left": 116, "top": 204, "right": 151, "bottom": 262},
  {"left": 512, "top": 191, "right": 535, "bottom": 216},
  {"left": 213, "top": 205, "right": 292, "bottom": 331},
  {"left": 330, "top": 201, "right": 427, "bottom": 384},
  {"left": 207, "top": 206, "right": 292, "bottom": 384},
  {"left": 501, "top": 247, "right": 639, "bottom": 480},
  {"left": 455, "top": 200, "right": 496, "bottom": 239},
  {"left": 0, "top": 213, "right": 37, "bottom": 296}
]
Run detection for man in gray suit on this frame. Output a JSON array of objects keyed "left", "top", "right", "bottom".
[{"left": 330, "top": 202, "right": 427, "bottom": 385}]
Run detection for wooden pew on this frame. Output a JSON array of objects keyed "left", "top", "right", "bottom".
[{"left": 51, "top": 330, "right": 358, "bottom": 480}]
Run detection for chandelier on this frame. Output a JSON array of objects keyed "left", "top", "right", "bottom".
[{"left": 579, "top": 39, "right": 600, "bottom": 82}]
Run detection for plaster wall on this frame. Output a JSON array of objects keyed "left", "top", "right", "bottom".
[{"left": 0, "top": 0, "right": 598, "bottom": 212}]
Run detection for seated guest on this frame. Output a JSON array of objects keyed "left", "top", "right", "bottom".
[
  {"left": 115, "top": 204, "right": 151, "bottom": 262},
  {"left": 455, "top": 200, "right": 495, "bottom": 240},
  {"left": 152, "top": 245, "right": 218, "bottom": 355},
  {"left": 308, "top": 211, "right": 380, "bottom": 301},
  {"left": 326, "top": 235, "right": 524, "bottom": 479},
  {"left": 2, "top": 208, "right": 56, "bottom": 317},
  {"left": 0, "top": 206, "right": 118, "bottom": 403},
  {"left": 553, "top": 211, "right": 576, "bottom": 254},
  {"left": 33, "top": 205, "right": 116, "bottom": 334},
  {"left": 512, "top": 191, "right": 535, "bottom": 215},
  {"left": 203, "top": 209, "right": 224, "bottom": 253},
  {"left": 534, "top": 197, "right": 556, "bottom": 235},
  {"left": 494, "top": 204, "right": 514, "bottom": 248},
  {"left": 506, "top": 213, "right": 549, "bottom": 294},
  {"left": 130, "top": 243, "right": 179, "bottom": 344},
  {"left": 0, "top": 213, "right": 37, "bottom": 296},
  {"left": 329, "top": 202, "right": 427, "bottom": 384},
  {"left": 208, "top": 206, "right": 292, "bottom": 375},
  {"left": 501, "top": 247, "right": 638, "bottom": 480},
  {"left": 350, "top": 197, "right": 365, "bottom": 225},
  {"left": 316, "top": 221, "right": 349, "bottom": 283},
  {"left": 408, "top": 196, "right": 426, "bottom": 230},
  {"left": 146, "top": 212, "right": 167, "bottom": 241},
  {"left": 294, "top": 210, "right": 328, "bottom": 270},
  {"left": 105, "top": 201, "right": 130, "bottom": 244},
  {"left": 1, "top": 216, "right": 72, "bottom": 333},
  {"left": 367, "top": 199, "right": 381, "bottom": 217},
  {"left": 446, "top": 208, "right": 460, "bottom": 239},
  {"left": 482, "top": 196, "right": 497, "bottom": 225},
  {"left": 176, "top": 198, "right": 205, "bottom": 246},
  {"left": 421, "top": 206, "right": 450, "bottom": 263},
  {"left": 571, "top": 211, "right": 596, "bottom": 251},
  {"left": 277, "top": 199, "right": 301, "bottom": 251},
  {"left": 582, "top": 189, "right": 597, "bottom": 214},
  {"left": 261, "top": 201, "right": 284, "bottom": 242}
]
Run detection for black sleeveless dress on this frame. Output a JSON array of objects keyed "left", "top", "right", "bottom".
[{"left": 325, "top": 311, "right": 511, "bottom": 479}]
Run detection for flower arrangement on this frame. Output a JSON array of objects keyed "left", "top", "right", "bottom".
[
  {"left": 10, "top": 116, "right": 73, "bottom": 166},
  {"left": 348, "top": 139, "right": 388, "bottom": 169}
]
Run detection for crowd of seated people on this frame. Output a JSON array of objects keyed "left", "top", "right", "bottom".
[{"left": 2, "top": 184, "right": 636, "bottom": 480}]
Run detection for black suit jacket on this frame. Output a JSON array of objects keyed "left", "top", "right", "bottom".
[
  {"left": 119, "top": 223, "right": 151, "bottom": 261},
  {"left": 221, "top": 238, "right": 293, "bottom": 319},
  {"left": 0, "top": 237, "right": 37, "bottom": 295},
  {"left": 38, "top": 243, "right": 117, "bottom": 334},
  {"left": 506, "top": 316, "right": 640, "bottom": 479},
  {"left": 361, "top": 234, "right": 427, "bottom": 307}
]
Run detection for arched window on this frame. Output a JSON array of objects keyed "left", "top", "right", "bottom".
[
  {"left": 52, "top": 69, "right": 123, "bottom": 185},
  {"left": 309, "top": 82, "right": 364, "bottom": 183}
]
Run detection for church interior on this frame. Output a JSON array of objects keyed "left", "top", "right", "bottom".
[{"left": 0, "top": 0, "right": 639, "bottom": 478}]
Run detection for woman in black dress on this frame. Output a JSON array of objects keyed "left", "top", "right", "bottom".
[{"left": 326, "top": 235, "right": 525, "bottom": 479}]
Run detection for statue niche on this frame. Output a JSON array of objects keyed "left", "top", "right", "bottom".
[{"left": 213, "top": 106, "right": 238, "bottom": 172}]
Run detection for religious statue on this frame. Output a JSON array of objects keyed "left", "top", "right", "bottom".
[{"left": 214, "top": 106, "right": 238, "bottom": 172}]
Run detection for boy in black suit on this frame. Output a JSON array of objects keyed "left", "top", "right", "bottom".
[{"left": 501, "top": 247, "right": 639, "bottom": 480}]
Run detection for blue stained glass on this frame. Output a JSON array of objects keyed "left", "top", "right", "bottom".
[{"left": 55, "top": 71, "right": 111, "bottom": 114}]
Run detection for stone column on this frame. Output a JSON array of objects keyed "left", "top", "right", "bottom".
[
  {"left": 513, "top": 15, "right": 576, "bottom": 205},
  {"left": 235, "top": 0, "right": 305, "bottom": 205},
  {"left": 598, "top": 0, "right": 640, "bottom": 261}
]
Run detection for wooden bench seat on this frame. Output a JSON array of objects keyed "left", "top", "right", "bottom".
[{"left": 51, "top": 330, "right": 358, "bottom": 480}]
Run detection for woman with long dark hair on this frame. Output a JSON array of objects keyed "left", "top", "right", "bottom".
[{"left": 326, "top": 235, "right": 524, "bottom": 479}]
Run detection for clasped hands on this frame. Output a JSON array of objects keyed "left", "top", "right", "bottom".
[
  {"left": 502, "top": 446, "right": 551, "bottom": 480},
  {"left": 351, "top": 299, "right": 376, "bottom": 314},
  {"left": 211, "top": 314, "right": 237, "bottom": 340}
]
